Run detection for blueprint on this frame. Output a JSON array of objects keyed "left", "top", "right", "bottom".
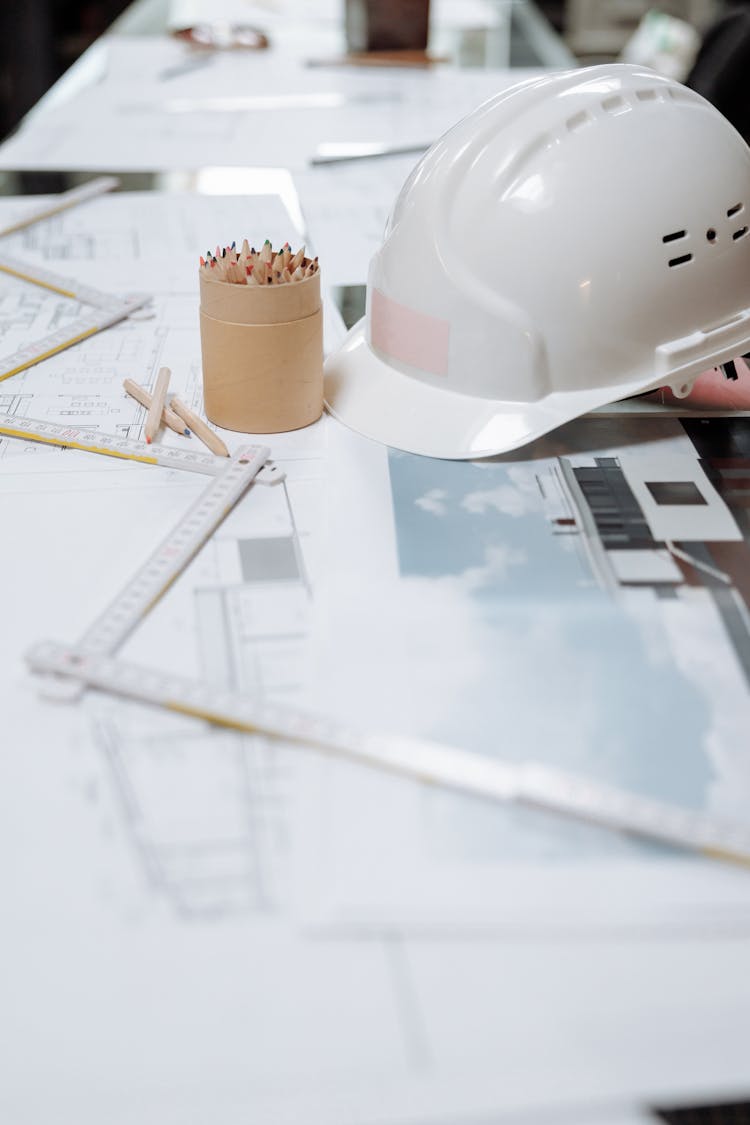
[
  {"left": 2, "top": 189, "right": 749, "bottom": 942},
  {"left": 3, "top": 187, "right": 750, "bottom": 1124},
  {"left": 0, "top": 189, "right": 349, "bottom": 461}
]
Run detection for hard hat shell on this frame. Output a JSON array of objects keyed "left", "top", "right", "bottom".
[{"left": 325, "top": 64, "right": 750, "bottom": 459}]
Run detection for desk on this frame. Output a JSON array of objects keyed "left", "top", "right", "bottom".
[{"left": 0, "top": 4, "right": 749, "bottom": 1125}]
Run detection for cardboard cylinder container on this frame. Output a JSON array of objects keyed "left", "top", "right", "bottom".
[{"left": 199, "top": 268, "right": 323, "bottom": 433}]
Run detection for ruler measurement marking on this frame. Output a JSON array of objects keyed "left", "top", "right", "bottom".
[
  {"left": 0, "top": 424, "right": 159, "bottom": 466},
  {"left": 0, "top": 326, "right": 101, "bottom": 380}
]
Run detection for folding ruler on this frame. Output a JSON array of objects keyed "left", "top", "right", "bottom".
[
  {"left": 0, "top": 176, "right": 119, "bottom": 237},
  {"left": 0, "top": 253, "right": 148, "bottom": 381},
  {"left": 12, "top": 417, "right": 750, "bottom": 869},
  {"left": 0, "top": 415, "right": 279, "bottom": 655},
  {"left": 0, "top": 176, "right": 148, "bottom": 381}
]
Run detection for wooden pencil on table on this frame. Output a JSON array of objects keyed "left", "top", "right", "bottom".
[
  {"left": 144, "top": 366, "right": 172, "bottom": 444},
  {"left": 123, "top": 378, "right": 190, "bottom": 437},
  {"left": 169, "top": 396, "right": 230, "bottom": 457}
]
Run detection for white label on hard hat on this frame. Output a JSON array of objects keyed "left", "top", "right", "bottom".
[{"left": 370, "top": 288, "right": 450, "bottom": 377}]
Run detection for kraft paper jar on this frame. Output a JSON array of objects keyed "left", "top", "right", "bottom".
[{"left": 199, "top": 268, "right": 323, "bottom": 434}]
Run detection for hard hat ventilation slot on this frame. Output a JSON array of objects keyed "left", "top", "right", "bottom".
[
  {"left": 727, "top": 203, "right": 743, "bottom": 217},
  {"left": 566, "top": 110, "right": 593, "bottom": 133},
  {"left": 733, "top": 226, "right": 748, "bottom": 241},
  {"left": 636, "top": 88, "right": 658, "bottom": 101},
  {"left": 668, "top": 253, "right": 692, "bottom": 267},
  {"left": 662, "top": 230, "right": 686, "bottom": 243},
  {"left": 601, "top": 94, "right": 629, "bottom": 115}
]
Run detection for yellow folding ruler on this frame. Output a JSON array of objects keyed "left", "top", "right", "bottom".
[
  {"left": 0, "top": 176, "right": 148, "bottom": 381},
  {"left": 0, "top": 253, "right": 148, "bottom": 381}
]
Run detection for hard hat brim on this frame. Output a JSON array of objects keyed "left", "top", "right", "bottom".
[{"left": 324, "top": 318, "right": 656, "bottom": 460}]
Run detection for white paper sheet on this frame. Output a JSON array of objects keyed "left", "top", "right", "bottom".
[
  {"left": 3, "top": 183, "right": 750, "bottom": 1125},
  {"left": 0, "top": 36, "right": 544, "bottom": 172}
]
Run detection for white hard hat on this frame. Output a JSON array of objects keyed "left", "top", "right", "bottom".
[{"left": 324, "top": 64, "right": 750, "bottom": 459}]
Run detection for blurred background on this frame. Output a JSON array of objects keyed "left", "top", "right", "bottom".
[
  {"left": 1, "top": 0, "right": 748, "bottom": 144},
  {"left": 0, "top": 2, "right": 130, "bottom": 140}
]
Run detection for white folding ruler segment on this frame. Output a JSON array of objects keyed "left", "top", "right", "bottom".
[
  {"left": 0, "top": 252, "right": 149, "bottom": 381},
  {"left": 0, "top": 414, "right": 226, "bottom": 475},
  {"left": 78, "top": 442, "right": 272, "bottom": 655},
  {"left": 0, "top": 414, "right": 280, "bottom": 686},
  {"left": 0, "top": 176, "right": 119, "bottom": 238},
  {"left": 23, "top": 641, "right": 750, "bottom": 869}
]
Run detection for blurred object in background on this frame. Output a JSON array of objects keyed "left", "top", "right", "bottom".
[
  {"left": 620, "top": 8, "right": 701, "bottom": 79},
  {"left": 565, "top": 0, "right": 717, "bottom": 61},
  {"left": 344, "top": 0, "right": 431, "bottom": 52},
  {"left": 170, "top": 23, "right": 269, "bottom": 49},
  {"left": 686, "top": 4, "right": 750, "bottom": 144},
  {"left": 0, "top": 1, "right": 130, "bottom": 142}
]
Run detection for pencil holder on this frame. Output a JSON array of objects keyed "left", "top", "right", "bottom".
[{"left": 199, "top": 270, "right": 323, "bottom": 433}]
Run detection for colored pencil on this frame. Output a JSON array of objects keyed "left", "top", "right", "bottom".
[
  {"left": 200, "top": 240, "right": 317, "bottom": 286},
  {"left": 123, "top": 378, "right": 190, "bottom": 437},
  {"left": 169, "top": 396, "right": 230, "bottom": 458},
  {"left": 144, "top": 366, "right": 171, "bottom": 444}
]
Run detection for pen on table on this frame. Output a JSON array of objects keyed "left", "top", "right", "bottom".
[
  {"left": 169, "top": 396, "right": 230, "bottom": 457},
  {"left": 310, "top": 141, "right": 431, "bottom": 165},
  {"left": 158, "top": 54, "right": 214, "bottom": 81},
  {"left": 144, "top": 367, "right": 172, "bottom": 444},
  {"left": 123, "top": 377, "right": 190, "bottom": 437}
]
